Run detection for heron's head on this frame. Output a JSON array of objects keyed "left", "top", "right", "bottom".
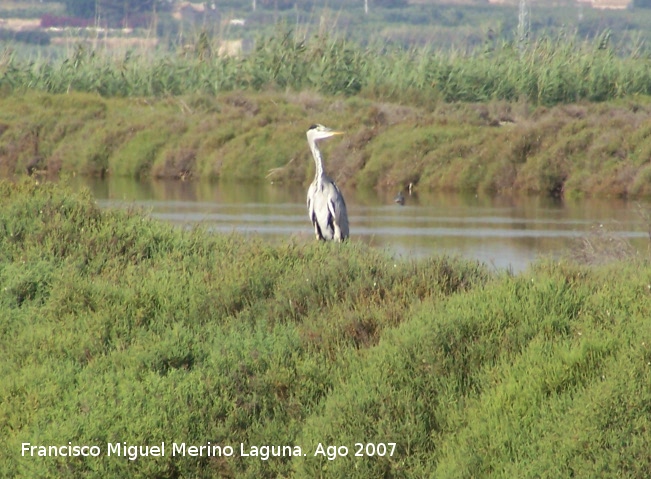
[{"left": 306, "top": 124, "right": 344, "bottom": 143}]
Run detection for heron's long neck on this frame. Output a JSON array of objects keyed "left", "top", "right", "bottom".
[{"left": 310, "top": 141, "right": 325, "bottom": 180}]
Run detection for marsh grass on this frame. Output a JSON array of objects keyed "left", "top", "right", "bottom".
[
  {"left": 3, "top": 29, "right": 651, "bottom": 106},
  {"left": 2, "top": 180, "right": 651, "bottom": 478},
  {"left": 294, "top": 260, "right": 651, "bottom": 478},
  {"left": 0, "top": 179, "right": 486, "bottom": 478},
  {"left": 3, "top": 91, "right": 651, "bottom": 196}
]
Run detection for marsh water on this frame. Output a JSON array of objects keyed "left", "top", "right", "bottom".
[{"left": 73, "top": 177, "right": 650, "bottom": 272}]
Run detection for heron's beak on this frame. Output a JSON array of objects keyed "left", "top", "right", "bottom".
[{"left": 330, "top": 131, "right": 344, "bottom": 136}]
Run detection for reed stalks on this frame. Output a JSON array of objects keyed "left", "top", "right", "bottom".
[{"left": 2, "top": 29, "right": 651, "bottom": 106}]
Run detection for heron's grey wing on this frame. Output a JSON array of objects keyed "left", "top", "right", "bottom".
[
  {"left": 332, "top": 190, "right": 349, "bottom": 239},
  {"left": 332, "top": 185, "right": 349, "bottom": 240},
  {"left": 323, "top": 181, "right": 349, "bottom": 240}
]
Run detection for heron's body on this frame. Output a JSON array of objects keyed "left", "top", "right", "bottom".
[{"left": 305, "top": 124, "right": 349, "bottom": 242}]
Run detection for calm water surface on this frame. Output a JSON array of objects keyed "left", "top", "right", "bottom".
[{"left": 74, "top": 177, "right": 650, "bottom": 272}]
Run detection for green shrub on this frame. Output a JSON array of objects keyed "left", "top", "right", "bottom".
[{"left": 2, "top": 180, "right": 651, "bottom": 478}]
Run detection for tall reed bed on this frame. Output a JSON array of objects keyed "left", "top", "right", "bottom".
[{"left": 2, "top": 29, "right": 651, "bottom": 105}]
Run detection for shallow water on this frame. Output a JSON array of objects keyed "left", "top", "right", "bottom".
[{"left": 74, "top": 177, "right": 650, "bottom": 272}]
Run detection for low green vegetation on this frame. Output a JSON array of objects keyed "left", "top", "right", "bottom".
[
  {"left": 2, "top": 178, "right": 651, "bottom": 478},
  {"left": 2, "top": 91, "right": 651, "bottom": 197}
]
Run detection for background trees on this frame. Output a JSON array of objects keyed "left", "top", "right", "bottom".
[{"left": 59, "top": 0, "right": 171, "bottom": 26}]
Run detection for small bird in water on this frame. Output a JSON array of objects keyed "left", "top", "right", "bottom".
[{"left": 305, "top": 124, "right": 349, "bottom": 242}]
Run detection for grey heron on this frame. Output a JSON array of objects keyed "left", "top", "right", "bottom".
[{"left": 305, "top": 124, "right": 349, "bottom": 242}]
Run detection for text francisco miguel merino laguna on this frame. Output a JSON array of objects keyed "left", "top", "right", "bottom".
[{"left": 22, "top": 442, "right": 305, "bottom": 461}]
